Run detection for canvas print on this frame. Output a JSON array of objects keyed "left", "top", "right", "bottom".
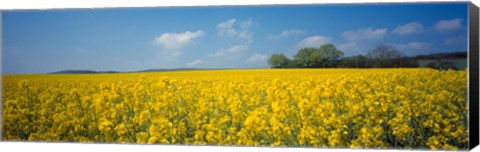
[{"left": 1, "top": 2, "right": 471, "bottom": 150}]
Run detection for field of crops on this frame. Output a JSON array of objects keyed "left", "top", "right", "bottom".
[{"left": 1, "top": 69, "right": 468, "bottom": 150}]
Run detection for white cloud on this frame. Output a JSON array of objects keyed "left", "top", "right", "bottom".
[
  {"left": 434, "top": 18, "right": 463, "bottom": 31},
  {"left": 444, "top": 36, "right": 466, "bottom": 45},
  {"left": 296, "top": 36, "right": 331, "bottom": 48},
  {"left": 342, "top": 28, "right": 388, "bottom": 41},
  {"left": 392, "top": 22, "right": 424, "bottom": 35},
  {"left": 210, "top": 44, "right": 249, "bottom": 57},
  {"left": 218, "top": 19, "right": 236, "bottom": 28},
  {"left": 337, "top": 42, "right": 379, "bottom": 56},
  {"left": 151, "top": 31, "right": 205, "bottom": 63},
  {"left": 153, "top": 30, "right": 205, "bottom": 49},
  {"left": 216, "top": 18, "right": 253, "bottom": 39},
  {"left": 338, "top": 42, "right": 358, "bottom": 52},
  {"left": 186, "top": 59, "right": 203, "bottom": 67},
  {"left": 240, "top": 18, "right": 253, "bottom": 29},
  {"left": 395, "top": 41, "right": 432, "bottom": 51},
  {"left": 246, "top": 53, "right": 268, "bottom": 63},
  {"left": 266, "top": 30, "right": 306, "bottom": 40}
]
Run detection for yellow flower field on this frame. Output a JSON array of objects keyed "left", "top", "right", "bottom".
[{"left": 1, "top": 68, "right": 468, "bottom": 149}]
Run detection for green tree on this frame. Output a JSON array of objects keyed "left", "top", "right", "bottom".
[
  {"left": 425, "top": 61, "right": 439, "bottom": 69},
  {"left": 340, "top": 55, "right": 369, "bottom": 68},
  {"left": 293, "top": 47, "right": 317, "bottom": 68},
  {"left": 316, "top": 43, "right": 344, "bottom": 67},
  {"left": 268, "top": 53, "right": 291, "bottom": 68},
  {"left": 293, "top": 43, "right": 344, "bottom": 68}
]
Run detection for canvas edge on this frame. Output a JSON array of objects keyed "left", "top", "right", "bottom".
[{"left": 468, "top": 1, "right": 479, "bottom": 150}]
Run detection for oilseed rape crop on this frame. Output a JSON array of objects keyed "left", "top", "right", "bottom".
[{"left": 2, "top": 69, "right": 468, "bottom": 150}]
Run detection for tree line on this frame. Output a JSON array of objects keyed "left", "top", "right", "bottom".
[
  {"left": 268, "top": 43, "right": 464, "bottom": 70},
  {"left": 49, "top": 70, "right": 119, "bottom": 74}
]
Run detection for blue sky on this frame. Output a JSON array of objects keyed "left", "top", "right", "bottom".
[{"left": 2, "top": 2, "right": 468, "bottom": 74}]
